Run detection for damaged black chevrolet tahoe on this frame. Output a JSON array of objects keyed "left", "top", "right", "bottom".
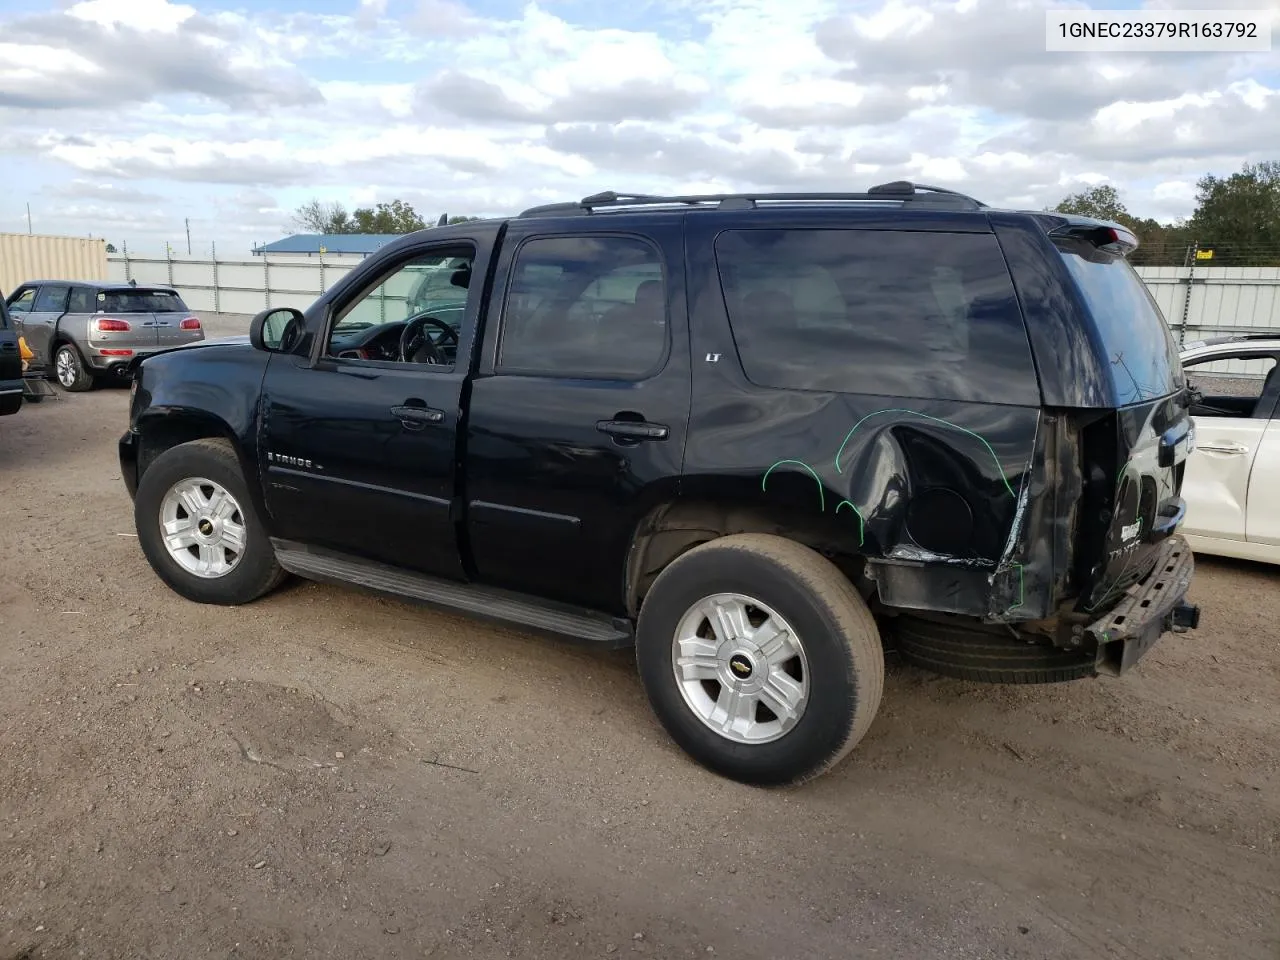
[{"left": 119, "top": 183, "right": 1202, "bottom": 786}]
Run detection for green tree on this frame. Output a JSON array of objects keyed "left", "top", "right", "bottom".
[
  {"left": 1052, "top": 184, "right": 1131, "bottom": 225},
  {"left": 105, "top": 242, "right": 117, "bottom": 253},
  {"left": 290, "top": 198, "right": 478, "bottom": 236},
  {"left": 351, "top": 199, "right": 427, "bottom": 233},
  {"left": 1189, "top": 161, "right": 1280, "bottom": 264}
]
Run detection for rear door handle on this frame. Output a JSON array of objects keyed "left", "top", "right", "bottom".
[
  {"left": 391, "top": 404, "right": 445, "bottom": 429},
  {"left": 1198, "top": 441, "right": 1249, "bottom": 455},
  {"left": 596, "top": 419, "right": 669, "bottom": 441}
]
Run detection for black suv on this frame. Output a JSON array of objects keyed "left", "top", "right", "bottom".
[
  {"left": 119, "top": 183, "right": 1201, "bottom": 786},
  {"left": 1, "top": 294, "right": 23, "bottom": 417}
]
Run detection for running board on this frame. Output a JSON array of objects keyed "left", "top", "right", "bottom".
[{"left": 271, "top": 539, "right": 634, "bottom": 648}]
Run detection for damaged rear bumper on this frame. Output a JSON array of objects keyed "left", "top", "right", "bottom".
[{"left": 1086, "top": 534, "right": 1199, "bottom": 676}]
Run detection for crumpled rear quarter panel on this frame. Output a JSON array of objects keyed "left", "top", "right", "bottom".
[{"left": 680, "top": 389, "right": 1046, "bottom": 622}]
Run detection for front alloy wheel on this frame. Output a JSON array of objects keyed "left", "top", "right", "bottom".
[
  {"left": 133, "top": 438, "right": 286, "bottom": 605},
  {"left": 159, "top": 476, "right": 248, "bottom": 579}
]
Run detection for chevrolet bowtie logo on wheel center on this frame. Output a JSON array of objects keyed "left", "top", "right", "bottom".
[{"left": 728, "top": 653, "right": 753, "bottom": 679}]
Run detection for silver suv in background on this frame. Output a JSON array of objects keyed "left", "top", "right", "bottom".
[{"left": 4, "top": 280, "right": 205, "bottom": 392}]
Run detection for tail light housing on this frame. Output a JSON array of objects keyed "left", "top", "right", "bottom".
[
  {"left": 180, "top": 317, "right": 201, "bottom": 330},
  {"left": 96, "top": 318, "right": 130, "bottom": 332}
]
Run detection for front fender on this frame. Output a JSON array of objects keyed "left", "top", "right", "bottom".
[{"left": 130, "top": 343, "right": 273, "bottom": 529}]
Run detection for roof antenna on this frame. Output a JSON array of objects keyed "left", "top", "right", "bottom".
[{"left": 437, "top": 213, "right": 448, "bottom": 226}]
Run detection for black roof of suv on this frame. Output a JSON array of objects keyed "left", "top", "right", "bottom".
[{"left": 118, "top": 180, "right": 1201, "bottom": 786}]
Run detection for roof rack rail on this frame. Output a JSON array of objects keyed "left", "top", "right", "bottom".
[{"left": 517, "top": 182, "right": 987, "bottom": 218}]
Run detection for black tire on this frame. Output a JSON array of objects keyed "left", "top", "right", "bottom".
[
  {"left": 53, "top": 342, "right": 95, "bottom": 392},
  {"left": 894, "top": 613, "right": 1096, "bottom": 684},
  {"left": 134, "top": 437, "right": 287, "bottom": 605},
  {"left": 635, "top": 533, "right": 885, "bottom": 786}
]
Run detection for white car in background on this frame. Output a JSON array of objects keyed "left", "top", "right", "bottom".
[{"left": 1179, "top": 335, "right": 1280, "bottom": 564}]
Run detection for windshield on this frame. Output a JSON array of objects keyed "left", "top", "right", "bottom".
[
  {"left": 97, "top": 289, "right": 189, "bottom": 313},
  {"left": 1056, "top": 240, "right": 1184, "bottom": 405}
]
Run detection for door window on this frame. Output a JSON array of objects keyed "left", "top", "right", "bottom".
[
  {"left": 325, "top": 247, "right": 475, "bottom": 368},
  {"left": 1184, "top": 353, "right": 1278, "bottom": 419},
  {"left": 7, "top": 288, "right": 36, "bottom": 314},
  {"left": 497, "top": 235, "right": 668, "bottom": 380},
  {"left": 33, "top": 285, "right": 70, "bottom": 313}
]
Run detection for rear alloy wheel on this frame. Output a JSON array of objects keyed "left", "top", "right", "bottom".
[
  {"left": 636, "top": 533, "right": 885, "bottom": 786},
  {"left": 54, "top": 343, "right": 95, "bottom": 392},
  {"left": 671, "top": 592, "right": 811, "bottom": 745},
  {"left": 134, "top": 438, "right": 286, "bottom": 605}
]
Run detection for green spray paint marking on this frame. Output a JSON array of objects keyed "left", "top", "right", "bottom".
[
  {"left": 833, "top": 408, "right": 1018, "bottom": 500},
  {"left": 1008, "top": 562, "right": 1025, "bottom": 611},
  {"left": 767, "top": 410, "right": 1031, "bottom": 615},
  {"left": 761, "top": 459, "right": 825, "bottom": 512},
  {"left": 835, "top": 500, "right": 866, "bottom": 546}
]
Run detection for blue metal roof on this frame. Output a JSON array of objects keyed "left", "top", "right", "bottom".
[{"left": 253, "top": 233, "right": 404, "bottom": 255}]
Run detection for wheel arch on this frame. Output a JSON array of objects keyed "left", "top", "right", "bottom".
[
  {"left": 134, "top": 410, "right": 272, "bottom": 532},
  {"left": 623, "top": 497, "right": 873, "bottom": 619},
  {"left": 49, "top": 319, "right": 83, "bottom": 358}
]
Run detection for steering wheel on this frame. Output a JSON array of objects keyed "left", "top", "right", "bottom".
[{"left": 398, "top": 314, "right": 459, "bottom": 364}]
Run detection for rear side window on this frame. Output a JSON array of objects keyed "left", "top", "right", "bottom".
[
  {"left": 498, "top": 235, "right": 668, "bottom": 380},
  {"left": 33, "top": 285, "right": 70, "bottom": 313},
  {"left": 1055, "top": 240, "right": 1183, "bottom": 405},
  {"left": 67, "top": 287, "right": 96, "bottom": 313},
  {"left": 96, "top": 289, "right": 190, "bottom": 313},
  {"left": 714, "top": 229, "right": 1039, "bottom": 404}
]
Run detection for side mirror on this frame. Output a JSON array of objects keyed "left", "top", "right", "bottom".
[{"left": 250, "top": 307, "right": 303, "bottom": 353}]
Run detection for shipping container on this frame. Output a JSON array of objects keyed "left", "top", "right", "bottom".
[{"left": 0, "top": 233, "right": 108, "bottom": 296}]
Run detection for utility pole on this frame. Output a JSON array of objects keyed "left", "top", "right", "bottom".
[
  {"left": 185, "top": 218, "right": 191, "bottom": 255},
  {"left": 26, "top": 203, "right": 32, "bottom": 234}
]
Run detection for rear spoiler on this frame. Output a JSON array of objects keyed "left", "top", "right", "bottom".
[{"left": 1048, "top": 221, "right": 1139, "bottom": 256}]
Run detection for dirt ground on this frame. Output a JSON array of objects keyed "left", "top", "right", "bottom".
[{"left": 2, "top": 383, "right": 1278, "bottom": 960}]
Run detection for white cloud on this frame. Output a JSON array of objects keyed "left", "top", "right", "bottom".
[
  {"left": 67, "top": 0, "right": 197, "bottom": 32},
  {"left": 0, "top": 0, "right": 1276, "bottom": 252}
]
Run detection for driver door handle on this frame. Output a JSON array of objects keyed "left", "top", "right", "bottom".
[
  {"left": 1198, "top": 441, "right": 1248, "bottom": 455},
  {"left": 596, "top": 418, "right": 669, "bottom": 441},
  {"left": 391, "top": 404, "right": 445, "bottom": 429}
]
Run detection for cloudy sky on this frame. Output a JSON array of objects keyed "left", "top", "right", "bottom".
[{"left": 0, "top": 0, "right": 1277, "bottom": 254}]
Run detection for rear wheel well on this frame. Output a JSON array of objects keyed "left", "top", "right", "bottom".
[
  {"left": 49, "top": 333, "right": 74, "bottom": 358},
  {"left": 623, "top": 500, "right": 873, "bottom": 618}
]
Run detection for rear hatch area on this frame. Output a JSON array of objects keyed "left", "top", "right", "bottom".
[
  {"left": 89, "top": 288, "right": 203, "bottom": 354},
  {"left": 1051, "top": 226, "right": 1196, "bottom": 633}
]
